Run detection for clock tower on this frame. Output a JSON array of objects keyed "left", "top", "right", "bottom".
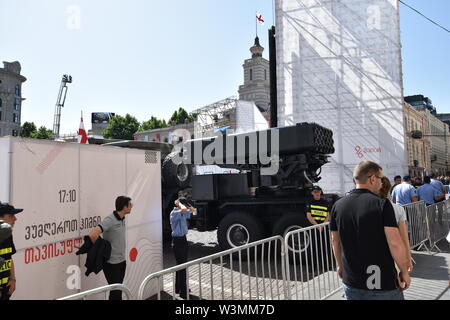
[{"left": 238, "top": 36, "right": 271, "bottom": 119}]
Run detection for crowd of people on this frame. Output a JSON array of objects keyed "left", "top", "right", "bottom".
[
  {"left": 391, "top": 173, "right": 448, "bottom": 206},
  {"left": 306, "top": 163, "right": 450, "bottom": 300}
]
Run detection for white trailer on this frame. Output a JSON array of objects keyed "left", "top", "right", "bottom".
[{"left": 0, "top": 137, "right": 162, "bottom": 300}]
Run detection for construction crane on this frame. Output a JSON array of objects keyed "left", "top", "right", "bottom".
[{"left": 52, "top": 74, "right": 73, "bottom": 139}]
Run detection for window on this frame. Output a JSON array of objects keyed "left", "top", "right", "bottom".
[
  {"left": 14, "top": 98, "right": 20, "bottom": 111},
  {"left": 12, "top": 130, "right": 18, "bottom": 137},
  {"left": 13, "top": 114, "right": 19, "bottom": 123},
  {"left": 0, "top": 98, "right": 2, "bottom": 108},
  {"left": 265, "top": 69, "right": 267, "bottom": 80},
  {"left": 15, "top": 84, "right": 20, "bottom": 96},
  {"left": 250, "top": 69, "right": 253, "bottom": 81}
]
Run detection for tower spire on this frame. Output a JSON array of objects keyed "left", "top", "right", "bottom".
[{"left": 250, "top": 36, "right": 264, "bottom": 58}]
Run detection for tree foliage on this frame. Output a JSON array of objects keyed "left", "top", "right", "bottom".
[
  {"left": 33, "top": 126, "right": 53, "bottom": 140},
  {"left": 20, "top": 122, "right": 37, "bottom": 138},
  {"left": 139, "top": 116, "right": 168, "bottom": 132},
  {"left": 103, "top": 114, "right": 140, "bottom": 140},
  {"left": 168, "top": 107, "right": 196, "bottom": 126},
  {"left": 20, "top": 122, "right": 53, "bottom": 139}
]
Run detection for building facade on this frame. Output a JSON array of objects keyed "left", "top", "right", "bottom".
[
  {"left": 238, "top": 37, "right": 270, "bottom": 119},
  {"left": 0, "top": 61, "right": 27, "bottom": 137},
  {"left": 406, "top": 95, "right": 450, "bottom": 175},
  {"left": 427, "top": 113, "right": 449, "bottom": 175},
  {"left": 436, "top": 113, "right": 450, "bottom": 132},
  {"left": 134, "top": 122, "right": 195, "bottom": 144},
  {"left": 403, "top": 103, "right": 431, "bottom": 177}
]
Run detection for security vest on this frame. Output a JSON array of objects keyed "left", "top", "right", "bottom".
[
  {"left": 0, "top": 236, "right": 15, "bottom": 286},
  {"left": 307, "top": 199, "right": 330, "bottom": 223}
]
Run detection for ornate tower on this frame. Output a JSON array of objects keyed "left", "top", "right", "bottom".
[{"left": 238, "top": 37, "right": 270, "bottom": 118}]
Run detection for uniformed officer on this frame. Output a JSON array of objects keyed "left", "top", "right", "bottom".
[
  {"left": 306, "top": 186, "right": 331, "bottom": 230},
  {"left": 0, "top": 203, "right": 23, "bottom": 300}
]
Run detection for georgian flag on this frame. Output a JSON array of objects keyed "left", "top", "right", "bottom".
[
  {"left": 77, "top": 112, "right": 88, "bottom": 144},
  {"left": 256, "top": 13, "right": 265, "bottom": 25}
]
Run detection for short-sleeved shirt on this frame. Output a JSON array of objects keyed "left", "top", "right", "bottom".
[
  {"left": 0, "top": 236, "right": 16, "bottom": 286},
  {"left": 330, "top": 189, "right": 399, "bottom": 291},
  {"left": 430, "top": 179, "right": 445, "bottom": 194},
  {"left": 306, "top": 199, "right": 330, "bottom": 223},
  {"left": 391, "top": 182, "right": 417, "bottom": 205},
  {"left": 391, "top": 201, "right": 407, "bottom": 223},
  {"left": 99, "top": 211, "right": 126, "bottom": 264},
  {"left": 170, "top": 208, "right": 190, "bottom": 238},
  {"left": 417, "top": 184, "right": 441, "bottom": 205}
]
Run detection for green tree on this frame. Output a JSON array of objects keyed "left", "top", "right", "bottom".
[
  {"left": 20, "top": 122, "right": 37, "bottom": 138},
  {"left": 139, "top": 116, "right": 168, "bottom": 132},
  {"left": 103, "top": 114, "right": 140, "bottom": 140},
  {"left": 32, "top": 126, "right": 53, "bottom": 140},
  {"left": 168, "top": 107, "right": 195, "bottom": 125}
]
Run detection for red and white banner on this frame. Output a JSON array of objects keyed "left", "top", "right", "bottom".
[{"left": 77, "top": 113, "right": 88, "bottom": 144}]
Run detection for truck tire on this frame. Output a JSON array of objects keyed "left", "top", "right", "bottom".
[
  {"left": 162, "top": 151, "right": 192, "bottom": 189},
  {"left": 217, "top": 212, "right": 265, "bottom": 257},
  {"left": 271, "top": 214, "right": 317, "bottom": 263}
]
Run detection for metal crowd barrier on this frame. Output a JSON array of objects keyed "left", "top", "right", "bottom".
[
  {"left": 57, "top": 284, "right": 133, "bottom": 300},
  {"left": 138, "top": 236, "right": 287, "bottom": 300},
  {"left": 284, "top": 223, "right": 341, "bottom": 300},
  {"left": 59, "top": 198, "right": 450, "bottom": 301},
  {"left": 426, "top": 200, "right": 450, "bottom": 252},
  {"left": 402, "top": 201, "right": 430, "bottom": 251}
]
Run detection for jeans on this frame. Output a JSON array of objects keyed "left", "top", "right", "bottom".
[
  {"left": 343, "top": 284, "right": 405, "bottom": 300},
  {"left": 172, "top": 236, "right": 188, "bottom": 298},
  {"left": 103, "top": 261, "right": 126, "bottom": 300}
]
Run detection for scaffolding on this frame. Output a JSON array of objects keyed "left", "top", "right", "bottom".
[
  {"left": 191, "top": 97, "right": 238, "bottom": 138},
  {"left": 276, "top": 0, "right": 406, "bottom": 194}
]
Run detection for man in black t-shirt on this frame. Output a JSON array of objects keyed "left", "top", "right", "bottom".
[
  {"left": 0, "top": 203, "right": 23, "bottom": 301},
  {"left": 330, "top": 161, "right": 411, "bottom": 300},
  {"left": 306, "top": 186, "right": 330, "bottom": 230}
]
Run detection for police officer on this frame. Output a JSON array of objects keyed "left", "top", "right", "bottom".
[
  {"left": 306, "top": 186, "right": 331, "bottom": 230},
  {"left": 0, "top": 203, "right": 23, "bottom": 300}
]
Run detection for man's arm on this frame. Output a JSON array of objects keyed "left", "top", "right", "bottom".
[
  {"left": 331, "top": 231, "right": 343, "bottom": 279},
  {"left": 410, "top": 187, "right": 418, "bottom": 202},
  {"left": 89, "top": 226, "right": 103, "bottom": 244},
  {"left": 385, "top": 227, "right": 410, "bottom": 273},
  {"left": 306, "top": 212, "right": 318, "bottom": 226},
  {"left": 8, "top": 259, "right": 16, "bottom": 296},
  {"left": 435, "top": 189, "right": 445, "bottom": 201},
  {"left": 398, "top": 221, "right": 413, "bottom": 272},
  {"left": 179, "top": 203, "right": 187, "bottom": 214},
  {"left": 385, "top": 227, "right": 411, "bottom": 290}
]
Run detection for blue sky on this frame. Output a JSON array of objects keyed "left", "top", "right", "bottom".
[{"left": 0, "top": 0, "right": 449, "bottom": 134}]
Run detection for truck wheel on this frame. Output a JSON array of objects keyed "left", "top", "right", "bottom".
[
  {"left": 217, "top": 212, "right": 265, "bottom": 256},
  {"left": 272, "top": 214, "right": 316, "bottom": 263},
  {"left": 162, "top": 151, "right": 192, "bottom": 189}
]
